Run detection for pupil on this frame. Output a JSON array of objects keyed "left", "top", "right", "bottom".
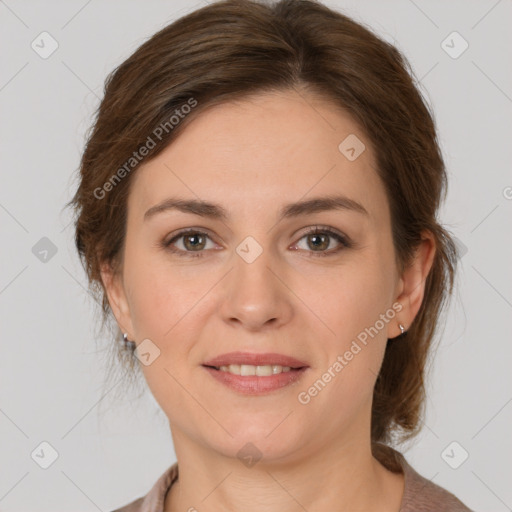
[
  {"left": 310, "top": 234, "right": 327, "bottom": 250},
  {"left": 186, "top": 234, "right": 204, "bottom": 250}
]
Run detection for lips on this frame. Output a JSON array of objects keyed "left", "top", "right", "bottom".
[{"left": 202, "top": 351, "right": 308, "bottom": 369}]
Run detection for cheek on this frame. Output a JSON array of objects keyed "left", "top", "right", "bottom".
[
  {"left": 303, "top": 254, "right": 395, "bottom": 393},
  {"left": 311, "top": 259, "right": 395, "bottom": 340},
  {"left": 122, "top": 244, "right": 197, "bottom": 337},
  {"left": 296, "top": 274, "right": 393, "bottom": 432},
  {"left": 123, "top": 250, "right": 204, "bottom": 414}
]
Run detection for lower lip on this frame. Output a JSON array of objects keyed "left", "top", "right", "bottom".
[{"left": 202, "top": 366, "right": 308, "bottom": 394}]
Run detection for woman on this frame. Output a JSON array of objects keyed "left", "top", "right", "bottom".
[{"left": 68, "top": 0, "right": 473, "bottom": 510}]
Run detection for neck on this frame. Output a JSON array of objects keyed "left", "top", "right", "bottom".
[{"left": 164, "top": 429, "right": 404, "bottom": 512}]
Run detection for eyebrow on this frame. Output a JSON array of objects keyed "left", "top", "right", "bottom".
[{"left": 143, "top": 194, "right": 369, "bottom": 222}]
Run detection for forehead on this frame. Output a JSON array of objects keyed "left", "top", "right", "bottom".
[{"left": 128, "top": 89, "right": 389, "bottom": 228}]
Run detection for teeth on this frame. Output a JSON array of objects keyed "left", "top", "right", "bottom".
[{"left": 217, "top": 364, "right": 293, "bottom": 375}]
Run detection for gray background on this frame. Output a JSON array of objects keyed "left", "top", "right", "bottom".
[{"left": 1, "top": 0, "right": 511, "bottom": 510}]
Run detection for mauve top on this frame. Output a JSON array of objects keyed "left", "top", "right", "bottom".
[{"left": 111, "top": 449, "right": 474, "bottom": 512}]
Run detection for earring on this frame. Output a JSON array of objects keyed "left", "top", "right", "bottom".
[
  {"left": 122, "top": 332, "right": 136, "bottom": 351},
  {"left": 398, "top": 323, "right": 405, "bottom": 335}
]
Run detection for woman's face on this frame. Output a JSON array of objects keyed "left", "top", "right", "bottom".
[{"left": 103, "top": 89, "right": 424, "bottom": 463}]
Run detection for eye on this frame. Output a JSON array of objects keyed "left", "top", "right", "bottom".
[
  {"left": 292, "top": 226, "right": 352, "bottom": 257},
  {"left": 163, "top": 229, "right": 217, "bottom": 258},
  {"left": 161, "top": 225, "right": 352, "bottom": 259}
]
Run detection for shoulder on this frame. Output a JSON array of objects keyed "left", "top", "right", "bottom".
[
  {"left": 110, "top": 462, "right": 179, "bottom": 512},
  {"left": 110, "top": 497, "right": 144, "bottom": 512},
  {"left": 397, "top": 450, "right": 474, "bottom": 512}
]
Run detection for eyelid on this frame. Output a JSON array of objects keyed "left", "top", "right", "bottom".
[
  {"left": 163, "top": 227, "right": 217, "bottom": 245},
  {"left": 295, "top": 225, "right": 349, "bottom": 242},
  {"left": 163, "top": 227, "right": 220, "bottom": 254},
  {"left": 291, "top": 225, "right": 352, "bottom": 253}
]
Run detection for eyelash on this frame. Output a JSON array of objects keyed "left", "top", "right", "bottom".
[{"left": 161, "top": 226, "right": 353, "bottom": 259}]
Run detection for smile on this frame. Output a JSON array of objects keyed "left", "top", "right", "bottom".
[
  {"left": 213, "top": 364, "right": 295, "bottom": 376},
  {"left": 202, "top": 364, "right": 308, "bottom": 394}
]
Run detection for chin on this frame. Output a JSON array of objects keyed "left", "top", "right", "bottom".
[{"left": 207, "top": 419, "right": 304, "bottom": 464}]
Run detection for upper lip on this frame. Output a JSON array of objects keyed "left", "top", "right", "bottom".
[{"left": 203, "top": 352, "right": 309, "bottom": 369}]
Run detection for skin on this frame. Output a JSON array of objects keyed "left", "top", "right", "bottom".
[{"left": 101, "top": 88, "right": 435, "bottom": 512}]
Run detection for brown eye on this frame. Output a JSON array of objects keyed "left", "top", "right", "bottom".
[
  {"left": 164, "top": 230, "right": 215, "bottom": 258},
  {"left": 306, "top": 233, "right": 330, "bottom": 251},
  {"left": 182, "top": 233, "right": 207, "bottom": 251},
  {"left": 293, "top": 227, "right": 351, "bottom": 257}
]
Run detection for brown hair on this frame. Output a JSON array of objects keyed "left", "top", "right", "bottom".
[{"left": 66, "top": 0, "right": 458, "bottom": 469}]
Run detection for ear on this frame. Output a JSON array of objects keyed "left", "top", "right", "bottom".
[
  {"left": 100, "top": 262, "right": 136, "bottom": 340},
  {"left": 393, "top": 230, "right": 436, "bottom": 337}
]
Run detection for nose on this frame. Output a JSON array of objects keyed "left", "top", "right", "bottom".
[{"left": 218, "top": 243, "right": 294, "bottom": 332}]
